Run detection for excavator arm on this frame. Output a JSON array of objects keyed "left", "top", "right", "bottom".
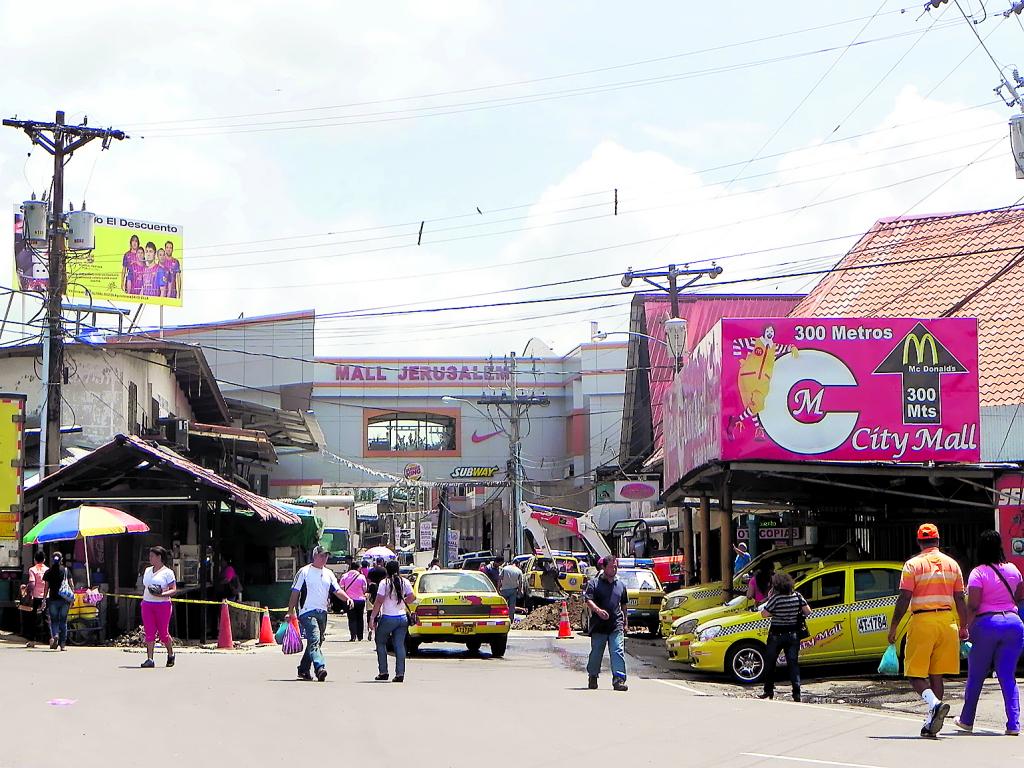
[{"left": 518, "top": 502, "right": 613, "bottom": 561}]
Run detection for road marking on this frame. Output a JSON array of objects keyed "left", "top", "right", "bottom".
[
  {"left": 741, "top": 753, "right": 888, "bottom": 768},
  {"left": 652, "top": 678, "right": 710, "bottom": 696}
]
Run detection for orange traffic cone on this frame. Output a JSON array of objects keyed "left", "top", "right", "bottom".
[
  {"left": 555, "top": 600, "right": 574, "bottom": 640},
  {"left": 257, "top": 608, "right": 274, "bottom": 645},
  {"left": 217, "top": 600, "right": 234, "bottom": 649}
]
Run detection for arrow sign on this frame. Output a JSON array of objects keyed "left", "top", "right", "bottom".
[{"left": 873, "top": 322, "right": 969, "bottom": 425}]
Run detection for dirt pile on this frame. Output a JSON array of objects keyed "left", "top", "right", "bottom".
[
  {"left": 515, "top": 598, "right": 586, "bottom": 631},
  {"left": 108, "top": 627, "right": 187, "bottom": 648}
]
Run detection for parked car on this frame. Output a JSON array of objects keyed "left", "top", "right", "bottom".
[{"left": 687, "top": 561, "right": 908, "bottom": 684}]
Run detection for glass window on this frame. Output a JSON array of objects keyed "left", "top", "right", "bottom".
[
  {"left": 798, "top": 571, "right": 846, "bottom": 609},
  {"left": 320, "top": 529, "right": 350, "bottom": 562},
  {"left": 618, "top": 569, "right": 660, "bottom": 591},
  {"left": 366, "top": 412, "right": 456, "bottom": 453},
  {"left": 853, "top": 568, "right": 901, "bottom": 601},
  {"left": 418, "top": 572, "right": 495, "bottom": 594}
]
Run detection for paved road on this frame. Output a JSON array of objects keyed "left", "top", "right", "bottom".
[{"left": 3, "top": 619, "right": 1022, "bottom": 767}]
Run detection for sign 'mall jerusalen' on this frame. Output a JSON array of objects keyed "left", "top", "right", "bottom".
[{"left": 663, "top": 318, "right": 980, "bottom": 484}]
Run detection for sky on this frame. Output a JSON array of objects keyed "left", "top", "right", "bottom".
[{"left": 1, "top": 1, "right": 1023, "bottom": 358}]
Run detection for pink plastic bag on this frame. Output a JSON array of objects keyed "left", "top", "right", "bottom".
[{"left": 282, "top": 618, "right": 303, "bottom": 655}]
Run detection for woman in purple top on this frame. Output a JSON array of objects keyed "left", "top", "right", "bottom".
[
  {"left": 121, "top": 235, "right": 142, "bottom": 294},
  {"left": 956, "top": 530, "right": 1024, "bottom": 735}
]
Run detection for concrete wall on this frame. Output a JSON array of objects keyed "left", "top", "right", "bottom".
[{"left": 0, "top": 347, "right": 195, "bottom": 450}]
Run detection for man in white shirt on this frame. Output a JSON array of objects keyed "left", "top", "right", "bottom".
[{"left": 287, "top": 546, "right": 353, "bottom": 682}]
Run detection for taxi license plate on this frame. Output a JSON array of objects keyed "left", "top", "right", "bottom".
[
  {"left": 455, "top": 624, "right": 474, "bottom": 634},
  {"left": 628, "top": 598, "right": 638, "bottom": 606}
]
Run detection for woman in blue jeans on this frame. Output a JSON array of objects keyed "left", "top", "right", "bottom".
[
  {"left": 369, "top": 561, "right": 416, "bottom": 682},
  {"left": 956, "top": 530, "right": 1024, "bottom": 736},
  {"left": 43, "top": 552, "right": 74, "bottom": 651}
]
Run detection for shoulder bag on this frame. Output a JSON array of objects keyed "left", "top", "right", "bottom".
[
  {"left": 58, "top": 568, "right": 75, "bottom": 604},
  {"left": 796, "top": 594, "right": 811, "bottom": 640}
]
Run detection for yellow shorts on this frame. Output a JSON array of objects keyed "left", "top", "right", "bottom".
[{"left": 905, "top": 611, "right": 960, "bottom": 678}]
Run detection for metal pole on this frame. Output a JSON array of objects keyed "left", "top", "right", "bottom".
[
  {"left": 720, "top": 475, "right": 734, "bottom": 590},
  {"left": 681, "top": 505, "right": 694, "bottom": 586}
]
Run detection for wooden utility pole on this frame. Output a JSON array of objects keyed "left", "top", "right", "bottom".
[{"left": 2, "top": 111, "right": 126, "bottom": 476}]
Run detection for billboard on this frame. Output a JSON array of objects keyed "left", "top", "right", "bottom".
[
  {"left": 0, "top": 394, "right": 26, "bottom": 569},
  {"left": 998, "top": 473, "right": 1024, "bottom": 575},
  {"left": 665, "top": 318, "right": 981, "bottom": 486},
  {"left": 14, "top": 211, "right": 184, "bottom": 307}
]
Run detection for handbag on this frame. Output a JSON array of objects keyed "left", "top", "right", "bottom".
[
  {"left": 58, "top": 569, "right": 75, "bottom": 604},
  {"left": 796, "top": 594, "right": 811, "bottom": 640}
]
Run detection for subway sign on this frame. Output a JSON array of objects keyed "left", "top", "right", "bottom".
[{"left": 450, "top": 466, "right": 501, "bottom": 479}]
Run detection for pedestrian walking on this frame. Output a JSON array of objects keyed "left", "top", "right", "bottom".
[
  {"left": 757, "top": 571, "right": 810, "bottom": 701},
  {"left": 497, "top": 556, "right": 525, "bottom": 616},
  {"left": 369, "top": 560, "right": 416, "bottom": 682},
  {"left": 140, "top": 546, "right": 177, "bottom": 668},
  {"left": 366, "top": 557, "right": 387, "bottom": 641},
  {"left": 480, "top": 558, "right": 500, "bottom": 589},
  {"left": 955, "top": 530, "right": 1024, "bottom": 736},
  {"left": 339, "top": 565, "right": 368, "bottom": 641},
  {"left": 22, "top": 551, "right": 47, "bottom": 647},
  {"left": 584, "top": 557, "right": 629, "bottom": 691},
  {"left": 887, "top": 523, "right": 969, "bottom": 738},
  {"left": 43, "top": 552, "right": 73, "bottom": 651},
  {"left": 287, "top": 545, "right": 353, "bottom": 682}
]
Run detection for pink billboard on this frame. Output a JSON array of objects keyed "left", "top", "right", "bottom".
[{"left": 665, "top": 318, "right": 980, "bottom": 485}]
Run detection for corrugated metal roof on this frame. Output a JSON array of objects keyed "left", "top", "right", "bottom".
[
  {"left": 792, "top": 206, "right": 1024, "bottom": 407},
  {"left": 632, "top": 294, "right": 803, "bottom": 454},
  {"left": 26, "top": 434, "right": 301, "bottom": 525}
]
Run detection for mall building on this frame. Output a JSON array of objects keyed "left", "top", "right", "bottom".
[{"left": 136, "top": 310, "right": 631, "bottom": 556}]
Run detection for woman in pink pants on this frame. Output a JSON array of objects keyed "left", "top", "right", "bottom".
[{"left": 141, "top": 546, "right": 177, "bottom": 668}]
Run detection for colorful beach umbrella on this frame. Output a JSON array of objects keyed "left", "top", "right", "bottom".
[
  {"left": 22, "top": 505, "right": 149, "bottom": 543},
  {"left": 363, "top": 545, "right": 397, "bottom": 560},
  {"left": 23, "top": 506, "right": 150, "bottom": 588}
]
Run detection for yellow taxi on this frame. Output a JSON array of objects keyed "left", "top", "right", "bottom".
[
  {"left": 407, "top": 569, "right": 511, "bottom": 657},
  {"left": 658, "top": 545, "right": 848, "bottom": 636},
  {"left": 665, "top": 561, "right": 821, "bottom": 663},
  {"left": 618, "top": 567, "right": 666, "bottom": 635},
  {"left": 687, "top": 561, "right": 909, "bottom": 684},
  {"left": 524, "top": 555, "right": 588, "bottom": 608}
]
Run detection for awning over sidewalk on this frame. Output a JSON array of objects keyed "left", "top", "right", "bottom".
[{"left": 25, "top": 434, "right": 302, "bottom": 524}]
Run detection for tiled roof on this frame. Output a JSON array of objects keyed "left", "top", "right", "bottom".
[{"left": 792, "top": 206, "right": 1024, "bottom": 406}]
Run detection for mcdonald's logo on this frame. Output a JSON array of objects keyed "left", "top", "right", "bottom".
[{"left": 901, "top": 331, "right": 939, "bottom": 366}]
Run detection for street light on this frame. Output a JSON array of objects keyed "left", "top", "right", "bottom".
[{"left": 593, "top": 317, "right": 688, "bottom": 362}]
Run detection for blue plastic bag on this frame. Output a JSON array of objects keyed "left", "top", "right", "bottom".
[
  {"left": 878, "top": 643, "right": 899, "bottom": 676},
  {"left": 274, "top": 621, "right": 288, "bottom": 645}
]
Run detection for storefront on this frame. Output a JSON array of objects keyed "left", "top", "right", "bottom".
[{"left": 663, "top": 316, "right": 998, "bottom": 587}]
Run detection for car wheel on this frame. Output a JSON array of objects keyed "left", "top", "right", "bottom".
[
  {"left": 490, "top": 635, "right": 508, "bottom": 658},
  {"left": 726, "top": 641, "right": 768, "bottom": 685},
  {"left": 467, "top": 639, "right": 483, "bottom": 654}
]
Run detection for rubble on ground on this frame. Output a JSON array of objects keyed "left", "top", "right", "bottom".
[{"left": 515, "top": 597, "right": 586, "bottom": 631}]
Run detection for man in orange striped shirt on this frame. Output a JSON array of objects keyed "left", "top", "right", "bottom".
[{"left": 888, "top": 523, "right": 969, "bottom": 738}]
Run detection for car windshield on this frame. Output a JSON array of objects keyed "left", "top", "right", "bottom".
[
  {"left": 531, "top": 558, "right": 579, "bottom": 574},
  {"left": 418, "top": 572, "right": 496, "bottom": 594},
  {"left": 619, "top": 570, "right": 660, "bottom": 591}
]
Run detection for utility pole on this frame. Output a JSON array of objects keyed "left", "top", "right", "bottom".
[
  {"left": 478, "top": 354, "right": 550, "bottom": 556},
  {"left": 3, "top": 111, "right": 126, "bottom": 476},
  {"left": 620, "top": 263, "right": 721, "bottom": 584}
]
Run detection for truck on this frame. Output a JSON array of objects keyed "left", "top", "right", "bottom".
[{"left": 293, "top": 495, "right": 357, "bottom": 577}]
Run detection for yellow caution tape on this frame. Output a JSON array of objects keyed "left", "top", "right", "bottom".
[{"left": 102, "top": 593, "right": 290, "bottom": 613}]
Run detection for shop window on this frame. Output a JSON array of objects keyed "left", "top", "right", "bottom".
[
  {"left": 366, "top": 411, "right": 457, "bottom": 454},
  {"left": 853, "top": 568, "right": 901, "bottom": 601},
  {"left": 798, "top": 571, "right": 846, "bottom": 609}
]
